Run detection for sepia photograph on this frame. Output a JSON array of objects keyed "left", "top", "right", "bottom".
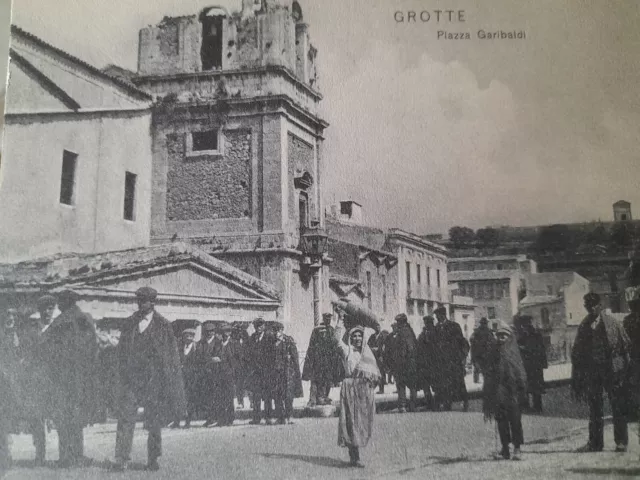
[{"left": 0, "top": 0, "right": 639, "bottom": 478}]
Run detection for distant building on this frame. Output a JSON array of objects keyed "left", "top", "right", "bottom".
[
  {"left": 449, "top": 294, "right": 477, "bottom": 341},
  {"left": 449, "top": 254, "right": 537, "bottom": 274},
  {"left": 0, "top": 26, "right": 154, "bottom": 262},
  {"left": 613, "top": 200, "right": 632, "bottom": 222},
  {"left": 519, "top": 272, "right": 590, "bottom": 362},
  {"left": 448, "top": 270, "right": 522, "bottom": 325}
]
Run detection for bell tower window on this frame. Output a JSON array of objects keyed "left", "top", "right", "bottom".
[{"left": 200, "top": 8, "right": 225, "bottom": 70}]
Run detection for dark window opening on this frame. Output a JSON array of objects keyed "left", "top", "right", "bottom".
[
  {"left": 382, "top": 275, "right": 387, "bottom": 313},
  {"left": 417, "top": 264, "right": 422, "bottom": 284},
  {"left": 366, "top": 271, "right": 372, "bottom": 310},
  {"left": 541, "top": 307, "right": 550, "bottom": 328},
  {"left": 124, "top": 172, "right": 137, "bottom": 221},
  {"left": 436, "top": 269, "right": 441, "bottom": 288},
  {"left": 60, "top": 150, "right": 77, "bottom": 205},
  {"left": 406, "top": 262, "right": 411, "bottom": 290},
  {"left": 201, "top": 15, "right": 224, "bottom": 70},
  {"left": 298, "top": 193, "right": 309, "bottom": 234},
  {"left": 192, "top": 130, "right": 219, "bottom": 152},
  {"left": 488, "top": 307, "right": 496, "bottom": 319},
  {"left": 621, "top": 214, "right": 628, "bottom": 221}
]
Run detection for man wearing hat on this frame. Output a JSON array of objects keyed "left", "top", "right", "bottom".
[
  {"left": 231, "top": 322, "right": 251, "bottom": 409},
  {"left": 247, "top": 318, "right": 275, "bottom": 424},
  {"left": 271, "top": 322, "right": 303, "bottom": 424},
  {"left": 39, "top": 290, "right": 99, "bottom": 467},
  {"left": 170, "top": 328, "right": 202, "bottom": 429},
  {"left": 470, "top": 317, "right": 496, "bottom": 384},
  {"left": 302, "top": 313, "right": 341, "bottom": 407},
  {"left": 515, "top": 315, "right": 547, "bottom": 413},
  {"left": 387, "top": 313, "right": 418, "bottom": 413},
  {"left": 572, "top": 292, "right": 631, "bottom": 453},
  {"left": 16, "top": 294, "right": 57, "bottom": 466},
  {"left": 200, "top": 322, "right": 220, "bottom": 427},
  {"left": 433, "top": 306, "right": 470, "bottom": 411},
  {"left": 211, "top": 323, "right": 239, "bottom": 426},
  {"left": 114, "top": 287, "right": 186, "bottom": 471},
  {"left": 417, "top": 316, "right": 438, "bottom": 410}
]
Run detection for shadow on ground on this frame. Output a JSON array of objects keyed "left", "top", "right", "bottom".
[
  {"left": 260, "top": 453, "right": 351, "bottom": 469},
  {"left": 566, "top": 467, "right": 640, "bottom": 476}
]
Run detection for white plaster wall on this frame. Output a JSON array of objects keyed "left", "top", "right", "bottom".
[{"left": 0, "top": 111, "right": 152, "bottom": 261}]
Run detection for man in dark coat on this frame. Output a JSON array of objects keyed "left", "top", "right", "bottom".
[
  {"left": 114, "top": 287, "right": 186, "bottom": 471},
  {"left": 470, "top": 317, "right": 495, "bottom": 383},
  {"left": 572, "top": 292, "right": 631, "bottom": 453},
  {"left": 624, "top": 286, "right": 640, "bottom": 434},
  {"left": 248, "top": 318, "right": 275, "bottom": 424},
  {"left": 200, "top": 322, "right": 220, "bottom": 427},
  {"left": 417, "top": 316, "right": 438, "bottom": 411},
  {"left": 170, "top": 328, "right": 202, "bottom": 429},
  {"left": 211, "top": 323, "right": 239, "bottom": 426},
  {"left": 388, "top": 314, "right": 418, "bottom": 413},
  {"left": 368, "top": 329, "right": 389, "bottom": 394},
  {"left": 271, "top": 322, "right": 303, "bottom": 424},
  {"left": 231, "top": 322, "right": 251, "bottom": 409},
  {"left": 302, "top": 313, "right": 341, "bottom": 406},
  {"left": 434, "top": 306, "right": 470, "bottom": 411},
  {"left": 0, "top": 308, "right": 22, "bottom": 473},
  {"left": 516, "top": 315, "right": 548, "bottom": 413},
  {"left": 17, "top": 295, "right": 57, "bottom": 466},
  {"left": 41, "top": 290, "right": 99, "bottom": 467}
]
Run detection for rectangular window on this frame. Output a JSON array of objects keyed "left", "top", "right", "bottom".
[
  {"left": 547, "top": 285, "right": 554, "bottom": 295},
  {"left": 382, "top": 275, "right": 387, "bottom": 313},
  {"left": 123, "top": 172, "right": 137, "bottom": 221},
  {"left": 406, "top": 299, "right": 414, "bottom": 315},
  {"left": 417, "top": 264, "right": 422, "bottom": 284},
  {"left": 192, "top": 130, "right": 219, "bottom": 152},
  {"left": 488, "top": 307, "right": 496, "bottom": 319},
  {"left": 418, "top": 301, "right": 425, "bottom": 316},
  {"left": 406, "top": 261, "right": 411, "bottom": 291},
  {"left": 426, "top": 267, "right": 431, "bottom": 285},
  {"left": 366, "top": 271, "right": 372, "bottom": 310},
  {"left": 59, "top": 150, "right": 77, "bottom": 205},
  {"left": 436, "top": 269, "right": 441, "bottom": 288}
]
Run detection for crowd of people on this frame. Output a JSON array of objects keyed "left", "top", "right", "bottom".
[{"left": 0, "top": 285, "right": 639, "bottom": 471}]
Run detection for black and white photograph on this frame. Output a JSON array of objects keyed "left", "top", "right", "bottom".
[{"left": 0, "top": 0, "right": 639, "bottom": 478}]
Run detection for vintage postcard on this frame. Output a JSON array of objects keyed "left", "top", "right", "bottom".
[{"left": 0, "top": 0, "right": 638, "bottom": 478}]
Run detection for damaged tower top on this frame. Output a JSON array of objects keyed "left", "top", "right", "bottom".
[{"left": 136, "top": 0, "right": 318, "bottom": 91}]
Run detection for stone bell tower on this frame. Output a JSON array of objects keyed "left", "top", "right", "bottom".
[{"left": 134, "top": 1, "right": 328, "bottom": 346}]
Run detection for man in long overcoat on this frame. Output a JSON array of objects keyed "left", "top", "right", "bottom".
[
  {"left": 302, "top": 313, "right": 341, "bottom": 406},
  {"left": 271, "top": 322, "right": 303, "bottom": 424},
  {"left": 434, "top": 306, "right": 470, "bottom": 411},
  {"left": 572, "top": 292, "right": 631, "bottom": 453},
  {"left": 516, "top": 315, "right": 548, "bottom": 412},
  {"left": 248, "top": 318, "right": 275, "bottom": 424},
  {"left": 199, "top": 322, "right": 220, "bottom": 427},
  {"left": 170, "top": 328, "right": 202, "bottom": 429},
  {"left": 367, "top": 329, "right": 389, "bottom": 394},
  {"left": 41, "top": 290, "right": 99, "bottom": 467},
  {"left": 212, "top": 323, "right": 239, "bottom": 426},
  {"left": 0, "top": 309, "right": 22, "bottom": 472},
  {"left": 231, "top": 322, "right": 251, "bottom": 409},
  {"left": 470, "top": 317, "right": 496, "bottom": 383},
  {"left": 417, "top": 316, "right": 438, "bottom": 410},
  {"left": 17, "top": 295, "right": 57, "bottom": 465},
  {"left": 388, "top": 314, "right": 418, "bottom": 412},
  {"left": 114, "top": 287, "right": 186, "bottom": 471}
]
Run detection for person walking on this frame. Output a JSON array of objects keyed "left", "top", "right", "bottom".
[
  {"left": 41, "top": 290, "right": 99, "bottom": 467},
  {"left": 516, "top": 315, "right": 547, "bottom": 413},
  {"left": 113, "top": 287, "right": 186, "bottom": 471},
  {"left": 387, "top": 314, "right": 418, "bottom": 413},
  {"left": 302, "top": 313, "right": 341, "bottom": 406},
  {"left": 572, "top": 292, "right": 631, "bottom": 453},
  {"left": 482, "top": 322, "right": 527, "bottom": 460},
  {"left": 271, "top": 322, "right": 303, "bottom": 424},
  {"left": 334, "top": 310, "right": 381, "bottom": 468},
  {"left": 417, "top": 316, "right": 438, "bottom": 411}
]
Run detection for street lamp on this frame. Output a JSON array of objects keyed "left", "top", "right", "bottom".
[{"left": 300, "top": 227, "right": 328, "bottom": 326}]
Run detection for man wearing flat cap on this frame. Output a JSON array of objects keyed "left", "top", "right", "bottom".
[
  {"left": 271, "top": 322, "right": 303, "bottom": 424},
  {"left": 433, "top": 306, "right": 470, "bottom": 411},
  {"left": 247, "top": 318, "right": 275, "bottom": 424},
  {"left": 39, "top": 289, "right": 99, "bottom": 467},
  {"left": 169, "top": 328, "right": 202, "bottom": 429},
  {"left": 114, "top": 287, "right": 186, "bottom": 471},
  {"left": 572, "top": 292, "right": 631, "bottom": 453},
  {"left": 387, "top": 313, "right": 418, "bottom": 412},
  {"left": 199, "top": 321, "right": 221, "bottom": 427},
  {"left": 211, "top": 323, "right": 240, "bottom": 426}
]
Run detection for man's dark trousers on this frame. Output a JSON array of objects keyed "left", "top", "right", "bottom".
[
  {"left": 396, "top": 375, "right": 417, "bottom": 411},
  {"left": 496, "top": 404, "right": 523, "bottom": 448},
  {"left": 115, "top": 390, "right": 162, "bottom": 463},
  {"left": 587, "top": 366, "right": 628, "bottom": 449}
]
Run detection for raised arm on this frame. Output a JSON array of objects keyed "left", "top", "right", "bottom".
[{"left": 334, "top": 313, "right": 350, "bottom": 358}]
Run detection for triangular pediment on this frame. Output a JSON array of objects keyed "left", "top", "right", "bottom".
[{"left": 74, "top": 261, "right": 277, "bottom": 302}]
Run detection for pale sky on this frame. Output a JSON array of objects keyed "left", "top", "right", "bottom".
[{"left": 3, "top": 1, "right": 640, "bottom": 234}]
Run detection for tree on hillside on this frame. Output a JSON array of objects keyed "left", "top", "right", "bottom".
[
  {"left": 587, "top": 224, "right": 608, "bottom": 245},
  {"left": 534, "top": 224, "right": 573, "bottom": 253},
  {"left": 475, "top": 227, "right": 502, "bottom": 248},
  {"left": 449, "top": 226, "right": 475, "bottom": 248},
  {"left": 610, "top": 222, "right": 634, "bottom": 249}
]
